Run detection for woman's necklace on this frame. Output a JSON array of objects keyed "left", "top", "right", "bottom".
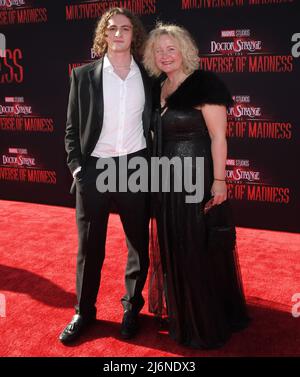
[{"left": 161, "top": 75, "right": 188, "bottom": 107}]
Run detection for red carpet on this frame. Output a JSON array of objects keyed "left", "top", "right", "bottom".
[{"left": 0, "top": 199, "right": 299, "bottom": 356}]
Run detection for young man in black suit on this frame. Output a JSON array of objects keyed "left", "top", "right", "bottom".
[{"left": 59, "top": 8, "right": 152, "bottom": 344}]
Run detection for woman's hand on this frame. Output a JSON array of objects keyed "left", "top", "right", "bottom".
[{"left": 211, "top": 180, "right": 227, "bottom": 205}]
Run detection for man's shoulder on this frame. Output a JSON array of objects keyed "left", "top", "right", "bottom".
[{"left": 72, "top": 59, "right": 103, "bottom": 77}]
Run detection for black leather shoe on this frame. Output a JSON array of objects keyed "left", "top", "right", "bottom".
[
  {"left": 59, "top": 314, "right": 95, "bottom": 344},
  {"left": 120, "top": 310, "right": 139, "bottom": 339}
]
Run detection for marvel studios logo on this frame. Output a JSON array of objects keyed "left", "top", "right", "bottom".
[
  {"left": 8, "top": 148, "right": 27, "bottom": 154},
  {"left": 5, "top": 97, "right": 24, "bottom": 103},
  {"left": 232, "top": 95, "right": 251, "bottom": 103},
  {"left": 221, "top": 29, "right": 251, "bottom": 38},
  {"left": 227, "top": 159, "right": 250, "bottom": 167}
]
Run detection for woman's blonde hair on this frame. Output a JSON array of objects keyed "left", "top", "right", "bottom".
[
  {"left": 92, "top": 8, "right": 146, "bottom": 60},
  {"left": 143, "top": 23, "right": 199, "bottom": 77}
]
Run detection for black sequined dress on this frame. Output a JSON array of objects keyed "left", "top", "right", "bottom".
[{"left": 148, "top": 70, "right": 250, "bottom": 349}]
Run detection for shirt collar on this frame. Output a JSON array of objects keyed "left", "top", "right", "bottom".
[{"left": 103, "top": 54, "right": 138, "bottom": 74}]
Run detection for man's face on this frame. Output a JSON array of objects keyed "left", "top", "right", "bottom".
[{"left": 105, "top": 14, "right": 133, "bottom": 54}]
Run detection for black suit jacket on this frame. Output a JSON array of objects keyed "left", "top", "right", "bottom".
[{"left": 65, "top": 57, "right": 153, "bottom": 194}]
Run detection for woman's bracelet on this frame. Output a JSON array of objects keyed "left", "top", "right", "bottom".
[{"left": 214, "top": 178, "right": 226, "bottom": 181}]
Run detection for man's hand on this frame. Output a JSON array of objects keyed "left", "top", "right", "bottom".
[{"left": 72, "top": 166, "right": 82, "bottom": 179}]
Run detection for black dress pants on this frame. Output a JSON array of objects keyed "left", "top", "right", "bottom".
[{"left": 74, "top": 149, "right": 150, "bottom": 318}]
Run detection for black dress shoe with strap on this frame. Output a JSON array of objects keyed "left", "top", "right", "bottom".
[
  {"left": 59, "top": 314, "right": 95, "bottom": 344},
  {"left": 120, "top": 310, "right": 139, "bottom": 339}
]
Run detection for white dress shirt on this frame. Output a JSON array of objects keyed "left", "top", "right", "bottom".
[{"left": 91, "top": 54, "right": 146, "bottom": 159}]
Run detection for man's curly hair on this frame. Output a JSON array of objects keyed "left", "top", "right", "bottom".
[{"left": 92, "top": 8, "right": 146, "bottom": 61}]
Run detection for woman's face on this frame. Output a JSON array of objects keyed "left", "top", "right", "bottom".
[{"left": 154, "top": 34, "right": 183, "bottom": 74}]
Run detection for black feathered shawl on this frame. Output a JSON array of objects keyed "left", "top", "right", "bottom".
[
  {"left": 152, "top": 69, "right": 233, "bottom": 158},
  {"left": 154, "top": 69, "right": 234, "bottom": 111}
]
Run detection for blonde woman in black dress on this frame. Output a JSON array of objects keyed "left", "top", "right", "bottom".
[{"left": 144, "top": 23, "right": 250, "bottom": 349}]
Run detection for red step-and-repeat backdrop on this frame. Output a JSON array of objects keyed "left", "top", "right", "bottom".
[{"left": 0, "top": 0, "right": 299, "bottom": 232}]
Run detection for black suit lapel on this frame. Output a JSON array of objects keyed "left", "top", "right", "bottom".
[
  {"left": 88, "top": 58, "right": 104, "bottom": 127},
  {"left": 137, "top": 61, "right": 152, "bottom": 137}
]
